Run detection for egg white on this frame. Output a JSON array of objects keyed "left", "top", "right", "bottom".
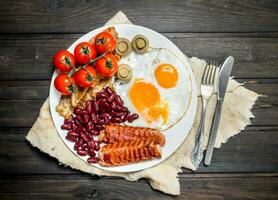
[{"left": 114, "top": 48, "right": 192, "bottom": 130}]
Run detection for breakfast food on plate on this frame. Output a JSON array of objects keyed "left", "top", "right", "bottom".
[
  {"left": 56, "top": 95, "right": 74, "bottom": 119},
  {"left": 98, "top": 139, "right": 161, "bottom": 167},
  {"left": 95, "top": 53, "right": 119, "bottom": 77},
  {"left": 116, "top": 64, "right": 132, "bottom": 82},
  {"left": 74, "top": 42, "right": 97, "bottom": 64},
  {"left": 53, "top": 26, "right": 175, "bottom": 166},
  {"left": 95, "top": 31, "right": 117, "bottom": 53},
  {"left": 53, "top": 50, "right": 76, "bottom": 72},
  {"left": 99, "top": 124, "right": 165, "bottom": 146},
  {"left": 132, "top": 34, "right": 149, "bottom": 54},
  {"left": 54, "top": 73, "right": 76, "bottom": 95},
  {"left": 60, "top": 86, "right": 139, "bottom": 163},
  {"left": 115, "top": 38, "right": 132, "bottom": 57},
  {"left": 114, "top": 48, "right": 191, "bottom": 130}
]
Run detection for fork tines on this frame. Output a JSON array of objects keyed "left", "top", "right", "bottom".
[{"left": 202, "top": 60, "right": 218, "bottom": 86}]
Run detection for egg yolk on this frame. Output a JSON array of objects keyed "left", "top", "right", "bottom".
[
  {"left": 154, "top": 63, "right": 178, "bottom": 88},
  {"left": 129, "top": 79, "right": 169, "bottom": 124}
]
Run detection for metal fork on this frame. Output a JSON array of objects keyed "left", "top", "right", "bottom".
[{"left": 191, "top": 61, "right": 218, "bottom": 168}]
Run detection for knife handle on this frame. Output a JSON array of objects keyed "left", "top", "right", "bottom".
[{"left": 204, "top": 99, "right": 223, "bottom": 166}]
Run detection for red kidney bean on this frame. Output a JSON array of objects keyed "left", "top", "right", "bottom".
[
  {"left": 111, "top": 101, "right": 117, "bottom": 110},
  {"left": 76, "top": 126, "right": 83, "bottom": 134},
  {"left": 88, "top": 140, "right": 95, "bottom": 149},
  {"left": 102, "top": 102, "right": 109, "bottom": 111},
  {"left": 73, "top": 117, "right": 82, "bottom": 126},
  {"left": 94, "top": 141, "right": 100, "bottom": 151},
  {"left": 127, "top": 113, "right": 139, "bottom": 123},
  {"left": 77, "top": 149, "right": 87, "bottom": 156},
  {"left": 115, "top": 106, "right": 128, "bottom": 112},
  {"left": 122, "top": 111, "right": 130, "bottom": 122},
  {"left": 80, "top": 132, "right": 89, "bottom": 142},
  {"left": 86, "top": 121, "right": 94, "bottom": 131},
  {"left": 74, "top": 139, "right": 84, "bottom": 150},
  {"left": 83, "top": 114, "right": 89, "bottom": 124},
  {"left": 74, "top": 142, "right": 81, "bottom": 151},
  {"left": 94, "top": 125, "right": 104, "bottom": 130},
  {"left": 111, "top": 110, "right": 125, "bottom": 118},
  {"left": 105, "top": 87, "right": 114, "bottom": 95},
  {"left": 104, "top": 116, "right": 111, "bottom": 124},
  {"left": 91, "top": 113, "right": 97, "bottom": 124},
  {"left": 98, "top": 107, "right": 104, "bottom": 114},
  {"left": 99, "top": 103, "right": 108, "bottom": 113},
  {"left": 99, "top": 113, "right": 110, "bottom": 119},
  {"left": 71, "top": 123, "right": 78, "bottom": 132},
  {"left": 61, "top": 124, "right": 71, "bottom": 130},
  {"left": 99, "top": 98, "right": 107, "bottom": 105},
  {"left": 111, "top": 117, "right": 122, "bottom": 123},
  {"left": 97, "top": 118, "right": 105, "bottom": 125},
  {"left": 63, "top": 118, "right": 72, "bottom": 125},
  {"left": 97, "top": 92, "right": 108, "bottom": 100},
  {"left": 104, "top": 100, "right": 110, "bottom": 107},
  {"left": 92, "top": 100, "right": 99, "bottom": 113},
  {"left": 81, "top": 143, "right": 88, "bottom": 150},
  {"left": 91, "top": 129, "right": 100, "bottom": 136},
  {"left": 114, "top": 95, "right": 124, "bottom": 106},
  {"left": 67, "top": 131, "right": 79, "bottom": 138},
  {"left": 76, "top": 115, "right": 83, "bottom": 124},
  {"left": 107, "top": 93, "right": 116, "bottom": 102},
  {"left": 88, "top": 149, "right": 96, "bottom": 157},
  {"left": 74, "top": 107, "right": 83, "bottom": 115},
  {"left": 87, "top": 157, "right": 98, "bottom": 163},
  {"left": 86, "top": 132, "right": 92, "bottom": 141},
  {"left": 85, "top": 101, "right": 93, "bottom": 114},
  {"left": 66, "top": 135, "right": 77, "bottom": 142},
  {"left": 81, "top": 110, "right": 88, "bottom": 115}
]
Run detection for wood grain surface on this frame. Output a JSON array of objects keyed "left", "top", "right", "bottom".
[{"left": 0, "top": 0, "right": 277, "bottom": 199}]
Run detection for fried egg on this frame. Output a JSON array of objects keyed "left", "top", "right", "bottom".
[{"left": 114, "top": 48, "right": 192, "bottom": 130}]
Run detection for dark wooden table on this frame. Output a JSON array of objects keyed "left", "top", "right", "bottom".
[{"left": 0, "top": 0, "right": 278, "bottom": 199}]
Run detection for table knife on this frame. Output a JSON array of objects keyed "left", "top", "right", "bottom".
[{"left": 204, "top": 56, "right": 234, "bottom": 166}]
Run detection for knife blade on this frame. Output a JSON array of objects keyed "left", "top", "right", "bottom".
[{"left": 204, "top": 56, "right": 234, "bottom": 166}]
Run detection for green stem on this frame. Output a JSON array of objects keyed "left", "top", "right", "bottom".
[
  {"left": 67, "top": 52, "right": 108, "bottom": 77},
  {"left": 86, "top": 51, "right": 108, "bottom": 66}
]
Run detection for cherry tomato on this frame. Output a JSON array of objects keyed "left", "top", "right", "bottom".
[
  {"left": 95, "top": 53, "right": 118, "bottom": 77},
  {"left": 54, "top": 74, "right": 76, "bottom": 95},
  {"left": 74, "top": 42, "right": 97, "bottom": 64},
  {"left": 53, "top": 50, "right": 76, "bottom": 72},
  {"left": 95, "top": 32, "right": 116, "bottom": 54},
  {"left": 74, "top": 65, "right": 97, "bottom": 88}
]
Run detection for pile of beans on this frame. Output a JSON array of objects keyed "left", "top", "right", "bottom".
[{"left": 61, "top": 87, "right": 139, "bottom": 164}]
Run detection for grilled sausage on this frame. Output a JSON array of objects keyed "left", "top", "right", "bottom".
[
  {"left": 99, "top": 139, "right": 161, "bottom": 166},
  {"left": 99, "top": 124, "right": 165, "bottom": 146}
]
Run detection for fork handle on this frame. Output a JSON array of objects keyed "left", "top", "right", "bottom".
[
  {"left": 204, "top": 99, "right": 223, "bottom": 166},
  {"left": 191, "top": 99, "right": 208, "bottom": 167}
]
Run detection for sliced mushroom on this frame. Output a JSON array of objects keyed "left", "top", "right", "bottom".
[
  {"left": 116, "top": 64, "right": 132, "bottom": 82},
  {"left": 115, "top": 38, "right": 132, "bottom": 57},
  {"left": 132, "top": 35, "right": 149, "bottom": 54}
]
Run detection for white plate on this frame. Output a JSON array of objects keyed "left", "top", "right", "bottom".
[{"left": 49, "top": 24, "right": 197, "bottom": 172}]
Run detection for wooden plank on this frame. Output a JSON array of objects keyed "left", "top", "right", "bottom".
[
  {"left": 0, "top": 34, "right": 278, "bottom": 80},
  {"left": 0, "top": 81, "right": 49, "bottom": 100},
  {"left": 0, "top": 126, "right": 277, "bottom": 175},
  {"left": 0, "top": 174, "right": 277, "bottom": 200},
  {"left": 0, "top": 0, "right": 278, "bottom": 33}
]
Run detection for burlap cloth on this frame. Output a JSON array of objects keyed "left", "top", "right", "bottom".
[{"left": 26, "top": 11, "right": 259, "bottom": 195}]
